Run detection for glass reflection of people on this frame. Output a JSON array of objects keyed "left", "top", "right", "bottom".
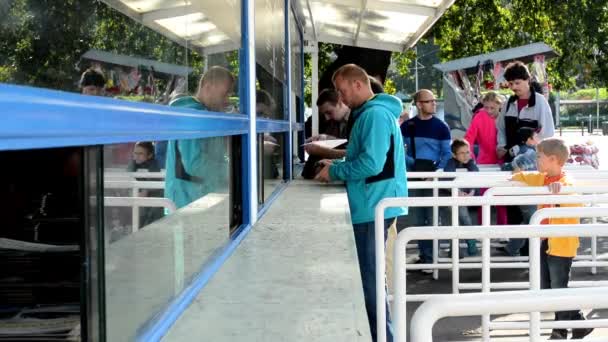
[
  {"left": 127, "top": 142, "right": 164, "bottom": 228},
  {"left": 165, "top": 66, "right": 234, "bottom": 208},
  {"left": 257, "top": 90, "right": 281, "bottom": 179},
  {"left": 79, "top": 68, "right": 105, "bottom": 96}
]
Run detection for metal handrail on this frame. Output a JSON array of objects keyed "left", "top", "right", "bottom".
[
  {"left": 375, "top": 193, "right": 608, "bottom": 342},
  {"left": 393, "top": 224, "right": 608, "bottom": 342},
  {"left": 409, "top": 287, "right": 608, "bottom": 342}
]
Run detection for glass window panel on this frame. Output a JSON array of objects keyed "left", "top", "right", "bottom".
[
  {"left": 259, "top": 133, "right": 285, "bottom": 202},
  {"left": 255, "top": 0, "right": 286, "bottom": 119},
  {"left": 0, "top": 0, "right": 241, "bottom": 110},
  {"left": 104, "top": 136, "right": 234, "bottom": 341}
]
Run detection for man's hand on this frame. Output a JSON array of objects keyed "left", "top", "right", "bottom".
[
  {"left": 314, "top": 164, "right": 331, "bottom": 183},
  {"left": 317, "top": 159, "right": 333, "bottom": 167},
  {"left": 305, "top": 134, "right": 333, "bottom": 143},
  {"left": 304, "top": 143, "right": 332, "bottom": 156},
  {"left": 548, "top": 182, "right": 562, "bottom": 194},
  {"left": 497, "top": 146, "right": 507, "bottom": 159}
]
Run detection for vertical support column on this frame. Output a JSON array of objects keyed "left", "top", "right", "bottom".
[
  {"left": 284, "top": 0, "right": 292, "bottom": 181},
  {"left": 597, "top": 87, "right": 600, "bottom": 130},
  {"left": 241, "top": 0, "right": 257, "bottom": 225},
  {"left": 298, "top": 34, "right": 305, "bottom": 161},
  {"left": 555, "top": 91, "right": 561, "bottom": 134},
  {"left": 311, "top": 43, "right": 319, "bottom": 136}
]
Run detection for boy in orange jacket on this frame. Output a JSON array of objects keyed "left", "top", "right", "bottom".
[{"left": 511, "top": 138, "right": 593, "bottom": 340}]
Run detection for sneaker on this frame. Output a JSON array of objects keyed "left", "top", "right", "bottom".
[
  {"left": 571, "top": 327, "right": 593, "bottom": 339},
  {"left": 548, "top": 329, "right": 567, "bottom": 340}
]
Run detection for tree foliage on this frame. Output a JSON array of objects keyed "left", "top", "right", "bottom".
[
  {"left": 431, "top": 0, "right": 608, "bottom": 90},
  {"left": 0, "top": 0, "right": 206, "bottom": 93}
]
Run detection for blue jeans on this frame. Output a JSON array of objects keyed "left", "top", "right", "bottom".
[
  {"left": 409, "top": 189, "right": 433, "bottom": 263},
  {"left": 540, "top": 240, "right": 584, "bottom": 322},
  {"left": 352, "top": 218, "right": 395, "bottom": 342}
]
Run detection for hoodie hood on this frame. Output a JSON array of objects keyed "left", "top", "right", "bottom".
[{"left": 352, "top": 93, "right": 402, "bottom": 119}]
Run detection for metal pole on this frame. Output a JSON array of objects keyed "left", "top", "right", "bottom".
[
  {"left": 555, "top": 91, "right": 561, "bottom": 133},
  {"left": 415, "top": 46, "right": 419, "bottom": 92},
  {"left": 597, "top": 87, "right": 600, "bottom": 130},
  {"left": 451, "top": 188, "right": 460, "bottom": 294},
  {"left": 311, "top": 44, "right": 319, "bottom": 136}
]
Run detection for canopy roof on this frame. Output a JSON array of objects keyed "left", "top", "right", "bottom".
[
  {"left": 101, "top": 0, "right": 455, "bottom": 54},
  {"left": 433, "top": 42, "right": 559, "bottom": 75},
  {"left": 300, "top": 0, "right": 455, "bottom": 51}
]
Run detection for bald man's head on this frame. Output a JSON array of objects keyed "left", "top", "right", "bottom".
[{"left": 413, "top": 89, "right": 437, "bottom": 118}]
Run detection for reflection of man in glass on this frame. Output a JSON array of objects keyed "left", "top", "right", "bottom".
[
  {"left": 79, "top": 68, "right": 105, "bottom": 96},
  {"left": 165, "top": 66, "right": 235, "bottom": 208}
]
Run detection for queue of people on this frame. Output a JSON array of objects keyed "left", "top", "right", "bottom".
[{"left": 309, "top": 60, "right": 593, "bottom": 341}]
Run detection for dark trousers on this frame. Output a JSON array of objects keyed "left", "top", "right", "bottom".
[
  {"left": 540, "top": 240, "right": 584, "bottom": 322},
  {"left": 352, "top": 218, "right": 395, "bottom": 342},
  {"left": 409, "top": 188, "right": 434, "bottom": 263}
]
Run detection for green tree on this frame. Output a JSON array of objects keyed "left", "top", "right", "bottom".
[{"left": 431, "top": 0, "right": 608, "bottom": 90}]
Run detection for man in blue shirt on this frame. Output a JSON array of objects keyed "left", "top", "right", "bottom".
[
  {"left": 401, "top": 89, "right": 451, "bottom": 270},
  {"left": 315, "top": 64, "right": 407, "bottom": 342},
  {"left": 165, "top": 66, "right": 234, "bottom": 208}
]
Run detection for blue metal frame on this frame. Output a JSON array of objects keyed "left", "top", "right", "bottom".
[
  {"left": 283, "top": 0, "right": 293, "bottom": 181},
  {"left": 0, "top": 84, "right": 248, "bottom": 151},
  {"left": 0, "top": 0, "right": 307, "bottom": 339}
]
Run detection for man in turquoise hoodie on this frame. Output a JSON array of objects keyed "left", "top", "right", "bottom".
[
  {"left": 316, "top": 64, "right": 407, "bottom": 342},
  {"left": 165, "top": 66, "right": 234, "bottom": 208}
]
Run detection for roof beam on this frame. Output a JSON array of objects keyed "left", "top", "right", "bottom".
[
  {"left": 141, "top": 4, "right": 197, "bottom": 23},
  {"left": 315, "top": 0, "right": 435, "bottom": 16},
  {"left": 305, "top": 0, "right": 317, "bottom": 41},
  {"left": 353, "top": 0, "right": 368, "bottom": 46},
  {"left": 316, "top": 34, "right": 403, "bottom": 52},
  {"left": 405, "top": 0, "right": 456, "bottom": 50}
]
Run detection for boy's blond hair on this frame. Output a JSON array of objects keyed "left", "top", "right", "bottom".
[
  {"left": 537, "top": 138, "right": 569, "bottom": 164},
  {"left": 481, "top": 91, "right": 504, "bottom": 105}
]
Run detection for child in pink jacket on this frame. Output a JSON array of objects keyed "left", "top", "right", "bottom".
[
  {"left": 465, "top": 92, "right": 503, "bottom": 164},
  {"left": 465, "top": 92, "right": 507, "bottom": 225}
]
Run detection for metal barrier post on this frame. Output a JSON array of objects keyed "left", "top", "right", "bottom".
[
  {"left": 432, "top": 180, "right": 439, "bottom": 280},
  {"left": 481, "top": 203, "right": 491, "bottom": 341},
  {"left": 375, "top": 203, "right": 387, "bottom": 342},
  {"left": 529, "top": 236, "right": 542, "bottom": 341},
  {"left": 132, "top": 185, "right": 140, "bottom": 233},
  {"left": 592, "top": 216, "right": 598, "bottom": 275},
  {"left": 451, "top": 187, "right": 460, "bottom": 294}
]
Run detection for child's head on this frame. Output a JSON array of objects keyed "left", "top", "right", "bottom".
[
  {"left": 518, "top": 127, "right": 540, "bottom": 146},
  {"left": 133, "top": 142, "right": 155, "bottom": 164},
  {"left": 451, "top": 138, "right": 471, "bottom": 164},
  {"left": 536, "top": 138, "right": 569, "bottom": 174},
  {"left": 481, "top": 92, "right": 504, "bottom": 117}
]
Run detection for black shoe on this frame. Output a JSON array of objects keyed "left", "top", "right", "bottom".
[
  {"left": 549, "top": 329, "right": 567, "bottom": 340},
  {"left": 571, "top": 327, "right": 593, "bottom": 339},
  {"left": 496, "top": 246, "right": 513, "bottom": 256}
]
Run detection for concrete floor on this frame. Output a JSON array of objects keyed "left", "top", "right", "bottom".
[{"left": 162, "top": 180, "right": 371, "bottom": 342}]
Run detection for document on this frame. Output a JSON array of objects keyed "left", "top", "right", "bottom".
[{"left": 302, "top": 139, "right": 347, "bottom": 149}]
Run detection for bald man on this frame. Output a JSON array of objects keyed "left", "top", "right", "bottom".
[
  {"left": 165, "top": 66, "right": 235, "bottom": 208},
  {"left": 400, "top": 89, "right": 451, "bottom": 270}
]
